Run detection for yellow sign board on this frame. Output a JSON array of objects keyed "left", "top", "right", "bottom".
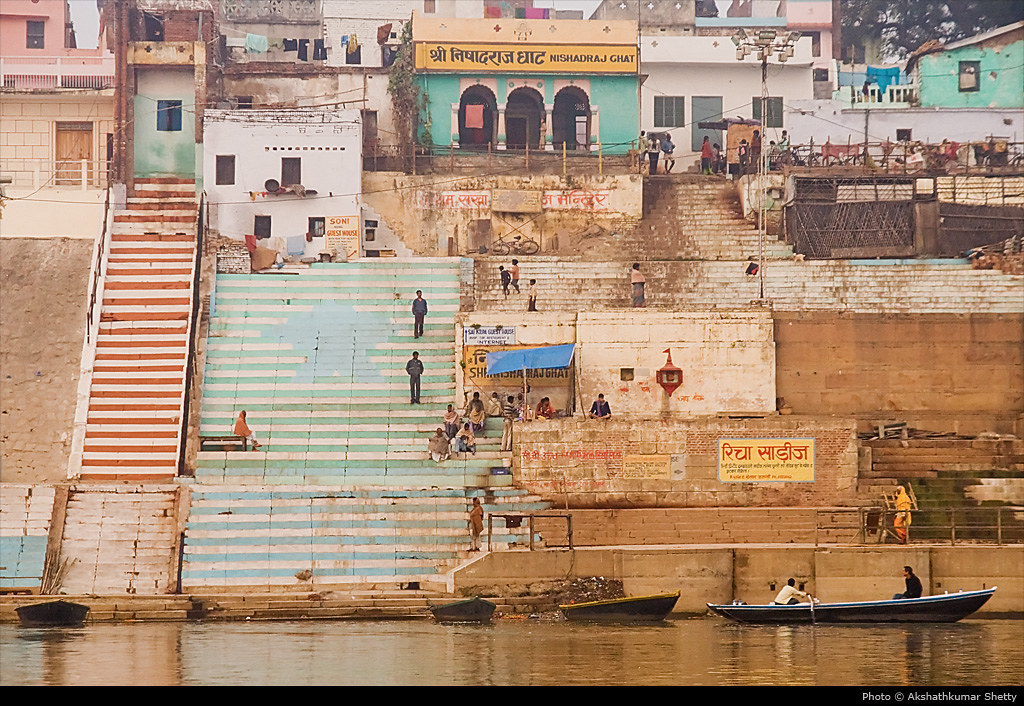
[
  {"left": 464, "top": 345, "right": 571, "bottom": 388},
  {"left": 718, "top": 438, "right": 815, "bottom": 483},
  {"left": 416, "top": 43, "right": 637, "bottom": 73},
  {"left": 326, "top": 215, "right": 359, "bottom": 260}
]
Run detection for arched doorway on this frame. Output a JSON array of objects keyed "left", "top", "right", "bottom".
[
  {"left": 505, "top": 87, "right": 543, "bottom": 150},
  {"left": 552, "top": 87, "right": 591, "bottom": 151},
  {"left": 458, "top": 85, "right": 497, "bottom": 149}
]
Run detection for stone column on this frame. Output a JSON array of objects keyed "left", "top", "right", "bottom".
[
  {"left": 497, "top": 108, "right": 506, "bottom": 150},
  {"left": 544, "top": 104, "right": 554, "bottom": 151}
]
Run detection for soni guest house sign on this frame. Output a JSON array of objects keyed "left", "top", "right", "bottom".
[{"left": 416, "top": 43, "right": 637, "bottom": 73}]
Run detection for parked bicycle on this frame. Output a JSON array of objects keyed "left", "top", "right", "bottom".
[{"left": 491, "top": 233, "right": 540, "bottom": 256}]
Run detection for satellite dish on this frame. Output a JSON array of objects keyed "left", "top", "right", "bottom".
[{"left": 264, "top": 178, "right": 280, "bottom": 192}]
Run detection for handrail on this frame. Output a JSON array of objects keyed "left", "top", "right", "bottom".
[
  {"left": 852, "top": 506, "right": 1024, "bottom": 546},
  {"left": 177, "top": 192, "right": 205, "bottom": 477},
  {"left": 86, "top": 186, "right": 111, "bottom": 341}
]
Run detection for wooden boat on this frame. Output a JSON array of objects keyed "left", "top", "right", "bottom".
[
  {"left": 559, "top": 591, "right": 680, "bottom": 622},
  {"left": 707, "top": 587, "right": 996, "bottom": 624},
  {"left": 16, "top": 600, "right": 90, "bottom": 628},
  {"left": 429, "top": 597, "right": 496, "bottom": 623}
]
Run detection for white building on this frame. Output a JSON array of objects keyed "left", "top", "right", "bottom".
[
  {"left": 322, "top": 0, "right": 484, "bottom": 69},
  {"left": 203, "top": 109, "right": 363, "bottom": 259},
  {"left": 640, "top": 34, "right": 815, "bottom": 164}
]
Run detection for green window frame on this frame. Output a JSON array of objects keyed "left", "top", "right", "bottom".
[
  {"left": 752, "top": 97, "right": 783, "bottom": 128},
  {"left": 654, "top": 96, "right": 685, "bottom": 128}
]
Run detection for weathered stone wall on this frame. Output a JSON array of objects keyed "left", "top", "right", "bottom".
[
  {"left": 0, "top": 238, "right": 92, "bottom": 482},
  {"left": 774, "top": 312, "right": 1024, "bottom": 435},
  {"left": 454, "top": 545, "right": 1023, "bottom": 615},
  {"left": 361, "top": 172, "right": 643, "bottom": 256},
  {"left": 513, "top": 416, "right": 859, "bottom": 508}
]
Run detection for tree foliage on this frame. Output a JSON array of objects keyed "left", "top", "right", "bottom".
[
  {"left": 387, "top": 18, "right": 421, "bottom": 146},
  {"left": 841, "top": 0, "right": 1024, "bottom": 60}
]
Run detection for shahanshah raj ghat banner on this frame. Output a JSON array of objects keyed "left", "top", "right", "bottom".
[
  {"left": 718, "top": 438, "right": 815, "bottom": 483},
  {"left": 416, "top": 43, "right": 637, "bottom": 73}
]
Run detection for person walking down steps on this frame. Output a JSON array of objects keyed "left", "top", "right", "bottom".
[
  {"left": 412, "top": 290, "right": 428, "bottom": 339},
  {"left": 406, "top": 351, "right": 424, "bottom": 404}
]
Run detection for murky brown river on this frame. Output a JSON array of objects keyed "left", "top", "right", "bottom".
[{"left": 2, "top": 618, "right": 1021, "bottom": 686}]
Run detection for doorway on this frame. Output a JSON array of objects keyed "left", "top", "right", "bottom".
[
  {"left": 552, "top": 87, "right": 591, "bottom": 151},
  {"left": 458, "top": 85, "right": 498, "bottom": 149},
  {"left": 505, "top": 87, "right": 543, "bottom": 150},
  {"left": 55, "top": 121, "right": 93, "bottom": 186}
]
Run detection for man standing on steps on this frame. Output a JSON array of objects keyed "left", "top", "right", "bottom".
[
  {"left": 631, "top": 262, "right": 646, "bottom": 308},
  {"left": 406, "top": 351, "right": 424, "bottom": 404},
  {"left": 499, "top": 265, "right": 511, "bottom": 298},
  {"left": 412, "top": 290, "right": 427, "bottom": 338}
]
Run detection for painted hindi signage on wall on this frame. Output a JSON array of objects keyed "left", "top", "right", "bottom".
[
  {"left": 416, "top": 43, "right": 637, "bottom": 73},
  {"left": 718, "top": 438, "right": 815, "bottom": 483}
]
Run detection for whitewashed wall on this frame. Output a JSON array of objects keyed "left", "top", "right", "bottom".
[
  {"left": 785, "top": 100, "right": 1023, "bottom": 146},
  {"left": 203, "top": 109, "right": 362, "bottom": 258}
]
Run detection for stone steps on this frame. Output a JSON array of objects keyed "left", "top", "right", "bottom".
[{"left": 56, "top": 485, "right": 180, "bottom": 595}]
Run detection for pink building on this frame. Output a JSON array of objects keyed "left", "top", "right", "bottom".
[{"left": 1, "top": 0, "right": 114, "bottom": 188}]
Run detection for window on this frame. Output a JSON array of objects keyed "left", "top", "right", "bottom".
[
  {"left": 812, "top": 68, "right": 829, "bottom": 83},
  {"left": 620, "top": 368, "right": 634, "bottom": 381},
  {"left": 896, "top": 129, "right": 912, "bottom": 142},
  {"left": 216, "top": 155, "right": 235, "bottom": 185},
  {"left": 235, "top": 96, "right": 253, "bottom": 109},
  {"left": 308, "top": 217, "right": 325, "bottom": 237},
  {"left": 958, "top": 61, "right": 980, "bottom": 92},
  {"left": 143, "top": 13, "right": 164, "bottom": 41},
  {"left": 26, "top": 20, "right": 45, "bottom": 49},
  {"left": 364, "top": 219, "right": 378, "bottom": 242},
  {"left": 807, "top": 31, "right": 821, "bottom": 58},
  {"left": 424, "top": 0, "right": 436, "bottom": 13},
  {"left": 653, "top": 96, "right": 685, "bottom": 128},
  {"left": 254, "top": 215, "right": 272, "bottom": 239},
  {"left": 281, "top": 157, "right": 301, "bottom": 187},
  {"left": 156, "top": 100, "right": 183, "bottom": 131},
  {"left": 752, "top": 97, "right": 783, "bottom": 128}
]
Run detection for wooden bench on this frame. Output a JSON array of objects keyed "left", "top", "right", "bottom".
[{"left": 199, "top": 435, "right": 248, "bottom": 451}]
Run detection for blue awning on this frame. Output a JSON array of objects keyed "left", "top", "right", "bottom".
[{"left": 485, "top": 344, "right": 576, "bottom": 376}]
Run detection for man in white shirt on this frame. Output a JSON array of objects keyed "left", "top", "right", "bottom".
[{"left": 773, "top": 578, "right": 811, "bottom": 605}]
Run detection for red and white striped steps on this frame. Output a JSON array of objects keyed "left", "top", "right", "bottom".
[{"left": 80, "top": 178, "right": 198, "bottom": 481}]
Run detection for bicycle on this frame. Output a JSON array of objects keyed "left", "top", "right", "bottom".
[{"left": 491, "top": 233, "right": 540, "bottom": 256}]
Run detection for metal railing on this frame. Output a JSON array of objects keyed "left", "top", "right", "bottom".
[
  {"left": 0, "top": 55, "right": 114, "bottom": 90},
  {"left": 363, "top": 142, "right": 636, "bottom": 176},
  {"left": 849, "top": 506, "right": 1024, "bottom": 546},
  {"left": 487, "top": 512, "right": 574, "bottom": 551},
  {"left": 2, "top": 158, "right": 110, "bottom": 189},
  {"left": 777, "top": 139, "right": 1024, "bottom": 176}
]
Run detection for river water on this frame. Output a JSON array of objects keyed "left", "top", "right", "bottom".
[{"left": 1, "top": 617, "right": 1021, "bottom": 686}]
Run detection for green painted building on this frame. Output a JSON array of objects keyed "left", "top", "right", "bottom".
[
  {"left": 412, "top": 13, "right": 640, "bottom": 155},
  {"left": 909, "top": 22, "right": 1023, "bottom": 109}
]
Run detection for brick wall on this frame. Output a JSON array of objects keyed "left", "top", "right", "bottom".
[{"left": 514, "top": 415, "right": 859, "bottom": 508}]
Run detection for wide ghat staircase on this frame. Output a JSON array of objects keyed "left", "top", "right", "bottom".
[
  {"left": 80, "top": 178, "right": 198, "bottom": 480},
  {"left": 471, "top": 257, "right": 1024, "bottom": 313},
  {"left": 186, "top": 260, "right": 549, "bottom": 591}
]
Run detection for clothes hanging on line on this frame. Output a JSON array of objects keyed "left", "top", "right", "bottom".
[
  {"left": 313, "top": 38, "right": 327, "bottom": 60},
  {"left": 465, "top": 104, "right": 485, "bottom": 129},
  {"left": 283, "top": 38, "right": 297, "bottom": 52},
  {"left": 297, "top": 38, "right": 310, "bottom": 61},
  {"left": 245, "top": 33, "right": 268, "bottom": 53}
]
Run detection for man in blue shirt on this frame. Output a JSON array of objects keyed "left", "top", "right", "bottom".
[
  {"left": 412, "top": 290, "right": 428, "bottom": 338},
  {"left": 589, "top": 394, "right": 611, "bottom": 419}
]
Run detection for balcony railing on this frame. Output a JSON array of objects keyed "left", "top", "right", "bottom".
[
  {"left": 834, "top": 83, "right": 919, "bottom": 107},
  {"left": 0, "top": 56, "right": 115, "bottom": 90},
  {"left": 1, "top": 158, "right": 109, "bottom": 189}
]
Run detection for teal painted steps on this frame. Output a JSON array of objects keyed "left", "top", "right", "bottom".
[
  {"left": 195, "top": 260, "right": 512, "bottom": 487},
  {"left": 180, "top": 485, "right": 549, "bottom": 590}
]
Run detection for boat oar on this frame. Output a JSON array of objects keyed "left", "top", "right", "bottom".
[{"left": 808, "top": 594, "right": 816, "bottom": 624}]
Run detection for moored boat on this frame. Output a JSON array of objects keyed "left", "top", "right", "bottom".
[
  {"left": 707, "top": 587, "right": 996, "bottom": 624},
  {"left": 429, "top": 596, "right": 497, "bottom": 623},
  {"left": 560, "top": 591, "right": 680, "bottom": 622},
  {"left": 16, "top": 600, "right": 90, "bottom": 628}
]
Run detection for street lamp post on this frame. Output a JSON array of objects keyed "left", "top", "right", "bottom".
[{"left": 732, "top": 29, "right": 801, "bottom": 302}]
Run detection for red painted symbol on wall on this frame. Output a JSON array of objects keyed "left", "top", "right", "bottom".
[{"left": 656, "top": 348, "right": 683, "bottom": 396}]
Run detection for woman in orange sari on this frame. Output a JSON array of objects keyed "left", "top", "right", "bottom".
[
  {"left": 233, "top": 410, "right": 261, "bottom": 450},
  {"left": 894, "top": 485, "right": 912, "bottom": 543}
]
